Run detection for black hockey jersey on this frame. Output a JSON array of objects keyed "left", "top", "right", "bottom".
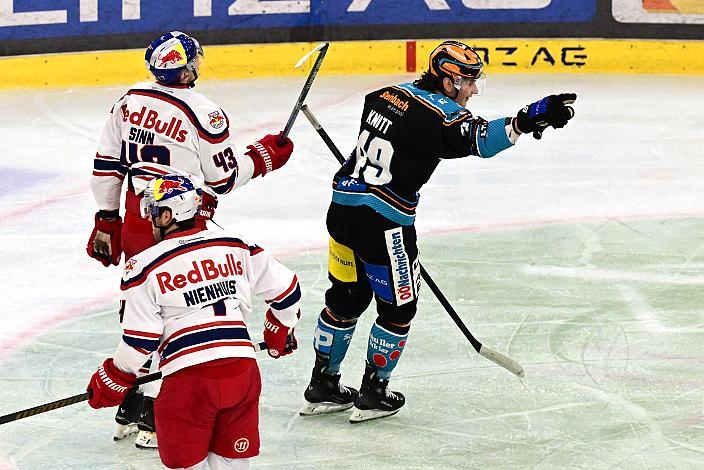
[{"left": 332, "top": 82, "right": 518, "bottom": 225}]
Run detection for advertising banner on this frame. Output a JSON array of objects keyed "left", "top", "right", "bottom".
[
  {"left": 0, "top": 0, "right": 596, "bottom": 41},
  {"left": 613, "top": 0, "right": 704, "bottom": 24}
]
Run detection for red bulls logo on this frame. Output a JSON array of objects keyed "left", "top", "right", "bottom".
[
  {"left": 157, "top": 179, "right": 185, "bottom": 196},
  {"left": 159, "top": 49, "right": 183, "bottom": 67}
]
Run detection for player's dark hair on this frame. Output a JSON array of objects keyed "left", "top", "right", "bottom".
[
  {"left": 156, "top": 206, "right": 196, "bottom": 231},
  {"left": 175, "top": 218, "right": 196, "bottom": 230},
  {"left": 414, "top": 71, "right": 442, "bottom": 93}
]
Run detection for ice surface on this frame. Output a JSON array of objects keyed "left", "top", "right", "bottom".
[{"left": 0, "top": 73, "right": 703, "bottom": 469}]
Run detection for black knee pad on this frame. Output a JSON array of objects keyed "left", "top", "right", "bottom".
[
  {"left": 325, "top": 281, "right": 373, "bottom": 321},
  {"left": 377, "top": 298, "right": 418, "bottom": 326}
]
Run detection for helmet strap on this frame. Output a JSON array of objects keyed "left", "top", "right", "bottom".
[{"left": 187, "top": 68, "right": 198, "bottom": 88}]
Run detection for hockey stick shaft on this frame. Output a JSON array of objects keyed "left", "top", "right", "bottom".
[
  {"left": 0, "top": 340, "right": 270, "bottom": 425},
  {"left": 300, "top": 106, "right": 524, "bottom": 377},
  {"left": 301, "top": 105, "right": 346, "bottom": 164},
  {"left": 278, "top": 43, "right": 330, "bottom": 146}
]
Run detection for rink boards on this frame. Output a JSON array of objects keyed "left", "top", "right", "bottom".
[{"left": 3, "top": 38, "right": 704, "bottom": 90}]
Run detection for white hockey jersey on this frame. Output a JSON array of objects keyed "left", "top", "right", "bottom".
[
  {"left": 91, "top": 81, "right": 255, "bottom": 211},
  {"left": 113, "top": 227, "right": 301, "bottom": 377}
]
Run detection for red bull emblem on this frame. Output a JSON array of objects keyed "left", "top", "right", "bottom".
[
  {"left": 156, "top": 179, "right": 185, "bottom": 197},
  {"left": 159, "top": 49, "right": 184, "bottom": 67}
]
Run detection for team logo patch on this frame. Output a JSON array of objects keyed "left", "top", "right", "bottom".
[
  {"left": 209, "top": 111, "right": 225, "bottom": 129},
  {"left": 124, "top": 258, "right": 137, "bottom": 275},
  {"left": 234, "top": 438, "right": 250, "bottom": 453}
]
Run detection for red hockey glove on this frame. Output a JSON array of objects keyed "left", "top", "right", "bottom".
[
  {"left": 263, "top": 310, "right": 298, "bottom": 359},
  {"left": 87, "top": 358, "right": 136, "bottom": 409},
  {"left": 247, "top": 132, "right": 294, "bottom": 178},
  {"left": 195, "top": 191, "right": 218, "bottom": 229},
  {"left": 86, "top": 211, "right": 123, "bottom": 267}
]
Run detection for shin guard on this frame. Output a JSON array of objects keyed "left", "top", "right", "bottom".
[
  {"left": 313, "top": 309, "right": 357, "bottom": 375},
  {"left": 366, "top": 321, "right": 408, "bottom": 380}
]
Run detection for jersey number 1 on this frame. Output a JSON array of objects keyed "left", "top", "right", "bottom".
[{"left": 352, "top": 130, "right": 394, "bottom": 185}]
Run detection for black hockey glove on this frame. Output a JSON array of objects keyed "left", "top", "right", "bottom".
[{"left": 514, "top": 93, "right": 577, "bottom": 140}]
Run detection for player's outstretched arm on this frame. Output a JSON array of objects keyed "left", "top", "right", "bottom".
[{"left": 513, "top": 93, "right": 577, "bottom": 139}]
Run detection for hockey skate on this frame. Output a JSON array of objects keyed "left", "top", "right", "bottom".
[
  {"left": 300, "top": 367, "right": 359, "bottom": 416},
  {"left": 114, "top": 390, "right": 142, "bottom": 441},
  {"left": 134, "top": 396, "right": 158, "bottom": 450},
  {"left": 349, "top": 366, "right": 405, "bottom": 423}
]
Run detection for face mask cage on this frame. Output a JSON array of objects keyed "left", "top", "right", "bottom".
[{"left": 139, "top": 192, "right": 160, "bottom": 220}]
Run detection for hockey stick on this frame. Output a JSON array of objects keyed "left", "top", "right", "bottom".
[
  {"left": 0, "top": 340, "right": 273, "bottom": 425},
  {"left": 278, "top": 42, "right": 330, "bottom": 145},
  {"left": 300, "top": 104, "right": 525, "bottom": 378}
]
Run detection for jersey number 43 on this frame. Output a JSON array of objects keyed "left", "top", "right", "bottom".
[{"left": 351, "top": 130, "right": 394, "bottom": 185}]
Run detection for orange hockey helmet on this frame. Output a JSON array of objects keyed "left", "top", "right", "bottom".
[{"left": 429, "top": 41, "right": 484, "bottom": 80}]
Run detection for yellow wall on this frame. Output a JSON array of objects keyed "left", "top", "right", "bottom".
[{"left": 3, "top": 39, "right": 702, "bottom": 90}]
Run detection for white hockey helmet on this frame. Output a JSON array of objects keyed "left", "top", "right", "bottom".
[{"left": 141, "top": 175, "right": 202, "bottom": 222}]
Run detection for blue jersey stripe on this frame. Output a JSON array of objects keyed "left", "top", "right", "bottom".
[
  {"left": 270, "top": 284, "right": 301, "bottom": 311},
  {"left": 161, "top": 326, "right": 251, "bottom": 360},
  {"left": 332, "top": 191, "right": 415, "bottom": 226},
  {"left": 94, "top": 159, "right": 128, "bottom": 174},
  {"left": 123, "top": 335, "right": 160, "bottom": 352}
]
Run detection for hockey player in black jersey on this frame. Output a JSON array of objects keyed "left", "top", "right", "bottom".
[{"left": 300, "top": 40, "right": 576, "bottom": 422}]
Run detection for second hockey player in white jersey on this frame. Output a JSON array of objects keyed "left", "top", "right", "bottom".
[
  {"left": 85, "top": 30, "right": 295, "bottom": 447},
  {"left": 87, "top": 30, "right": 294, "bottom": 266},
  {"left": 87, "top": 174, "right": 301, "bottom": 470}
]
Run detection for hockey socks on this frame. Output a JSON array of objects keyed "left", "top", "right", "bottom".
[
  {"left": 312, "top": 308, "right": 357, "bottom": 375},
  {"left": 349, "top": 321, "right": 408, "bottom": 422},
  {"left": 301, "top": 309, "right": 359, "bottom": 416},
  {"left": 366, "top": 320, "right": 408, "bottom": 380}
]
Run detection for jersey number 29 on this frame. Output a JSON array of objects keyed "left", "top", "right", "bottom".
[{"left": 351, "top": 130, "right": 394, "bottom": 185}]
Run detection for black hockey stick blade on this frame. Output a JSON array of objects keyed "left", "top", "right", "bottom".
[
  {"left": 0, "top": 341, "right": 269, "bottom": 425},
  {"left": 300, "top": 106, "right": 525, "bottom": 377},
  {"left": 279, "top": 43, "right": 330, "bottom": 145}
]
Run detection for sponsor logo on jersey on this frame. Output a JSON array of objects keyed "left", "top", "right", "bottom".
[
  {"left": 384, "top": 228, "right": 414, "bottom": 305},
  {"left": 121, "top": 105, "right": 188, "bottom": 143},
  {"left": 380, "top": 91, "right": 410, "bottom": 112},
  {"left": 208, "top": 111, "right": 225, "bottom": 129},
  {"left": 155, "top": 254, "right": 244, "bottom": 294}
]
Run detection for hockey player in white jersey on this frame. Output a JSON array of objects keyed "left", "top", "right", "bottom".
[
  {"left": 85, "top": 31, "right": 294, "bottom": 447},
  {"left": 87, "top": 174, "right": 301, "bottom": 470}
]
